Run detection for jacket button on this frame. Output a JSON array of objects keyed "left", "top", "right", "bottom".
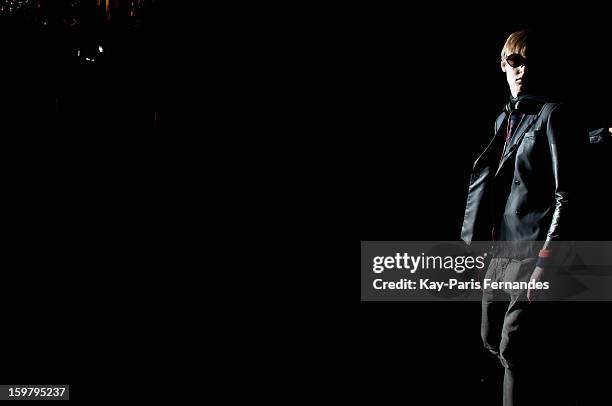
[
  {"left": 515, "top": 209, "right": 520, "bottom": 215},
  {"left": 514, "top": 180, "right": 521, "bottom": 185}
]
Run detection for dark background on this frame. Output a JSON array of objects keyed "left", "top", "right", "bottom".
[
  {"left": 1, "top": 0, "right": 164, "bottom": 133},
  {"left": 359, "top": 7, "right": 611, "bottom": 406},
  {"left": 0, "top": 0, "right": 165, "bottom": 388},
  {"left": 0, "top": 2, "right": 609, "bottom": 402}
]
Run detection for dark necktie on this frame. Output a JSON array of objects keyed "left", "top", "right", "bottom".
[
  {"left": 499, "top": 112, "right": 521, "bottom": 162},
  {"left": 506, "top": 112, "right": 521, "bottom": 143}
]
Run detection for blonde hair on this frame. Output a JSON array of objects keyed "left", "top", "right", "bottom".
[{"left": 501, "top": 30, "right": 530, "bottom": 60}]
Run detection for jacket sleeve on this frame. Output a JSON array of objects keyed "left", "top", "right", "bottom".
[{"left": 539, "top": 103, "right": 585, "bottom": 260}]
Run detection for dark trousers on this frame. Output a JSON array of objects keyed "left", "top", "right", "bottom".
[{"left": 481, "top": 257, "right": 564, "bottom": 406}]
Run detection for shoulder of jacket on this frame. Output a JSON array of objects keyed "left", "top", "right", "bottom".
[{"left": 541, "top": 102, "right": 564, "bottom": 117}]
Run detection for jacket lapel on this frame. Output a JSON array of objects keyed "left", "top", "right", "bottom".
[{"left": 473, "top": 113, "right": 506, "bottom": 171}]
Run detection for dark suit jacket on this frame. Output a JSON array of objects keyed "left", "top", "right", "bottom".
[{"left": 461, "top": 99, "right": 587, "bottom": 258}]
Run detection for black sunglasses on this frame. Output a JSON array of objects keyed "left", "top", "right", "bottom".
[{"left": 505, "top": 53, "right": 526, "bottom": 68}]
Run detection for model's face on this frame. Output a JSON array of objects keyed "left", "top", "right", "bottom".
[{"left": 501, "top": 52, "right": 527, "bottom": 98}]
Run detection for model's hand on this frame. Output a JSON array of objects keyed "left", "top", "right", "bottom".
[{"left": 527, "top": 266, "right": 546, "bottom": 302}]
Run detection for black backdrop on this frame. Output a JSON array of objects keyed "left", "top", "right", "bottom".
[
  {"left": 0, "top": 0, "right": 165, "bottom": 388},
  {"left": 0, "top": 2, "right": 609, "bottom": 401}
]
